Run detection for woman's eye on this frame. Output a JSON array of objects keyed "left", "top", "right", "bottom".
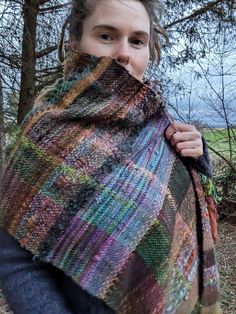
[
  {"left": 130, "top": 39, "right": 145, "bottom": 47},
  {"left": 99, "top": 33, "right": 113, "bottom": 41}
]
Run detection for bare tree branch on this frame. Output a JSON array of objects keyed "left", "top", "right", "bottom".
[
  {"left": 39, "top": 2, "right": 70, "bottom": 14},
  {"left": 36, "top": 44, "right": 58, "bottom": 58},
  {"left": 164, "top": 0, "right": 229, "bottom": 29},
  {"left": 39, "top": 0, "right": 51, "bottom": 5}
]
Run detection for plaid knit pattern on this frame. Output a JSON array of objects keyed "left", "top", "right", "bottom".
[{"left": 0, "top": 53, "right": 221, "bottom": 313}]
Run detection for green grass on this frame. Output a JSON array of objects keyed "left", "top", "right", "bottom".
[{"left": 203, "top": 128, "right": 236, "bottom": 161}]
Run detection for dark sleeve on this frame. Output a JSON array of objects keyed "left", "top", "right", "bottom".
[
  {"left": 0, "top": 228, "right": 74, "bottom": 314},
  {"left": 189, "top": 136, "right": 213, "bottom": 178}
]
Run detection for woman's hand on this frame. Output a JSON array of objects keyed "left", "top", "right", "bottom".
[{"left": 165, "top": 121, "right": 203, "bottom": 158}]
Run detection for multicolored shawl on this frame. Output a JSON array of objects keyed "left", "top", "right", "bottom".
[{"left": 0, "top": 52, "right": 221, "bottom": 313}]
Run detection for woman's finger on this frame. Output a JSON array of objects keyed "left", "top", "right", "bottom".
[
  {"left": 170, "top": 131, "right": 201, "bottom": 146},
  {"left": 170, "top": 121, "right": 196, "bottom": 132},
  {"left": 175, "top": 140, "right": 203, "bottom": 156},
  {"left": 165, "top": 124, "right": 177, "bottom": 141},
  {"left": 178, "top": 148, "right": 203, "bottom": 158}
]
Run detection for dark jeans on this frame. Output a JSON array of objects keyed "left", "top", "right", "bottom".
[{"left": 58, "top": 270, "right": 115, "bottom": 314}]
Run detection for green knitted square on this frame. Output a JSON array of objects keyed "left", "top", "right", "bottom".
[
  {"left": 137, "top": 221, "right": 170, "bottom": 282},
  {"left": 169, "top": 159, "right": 191, "bottom": 208},
  {"left": 12, "top": 137, "right": 56, "bottom": 182},
  {"left": 191, "top": 301, "right": 201, "bottom": 313}
]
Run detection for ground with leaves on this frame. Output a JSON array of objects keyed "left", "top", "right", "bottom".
[
  {"left": 0, "top": 221, "right": 235, "bottom": 314},
  {"left": 216, "top": 222, "right": 236, "bottom": 313}
]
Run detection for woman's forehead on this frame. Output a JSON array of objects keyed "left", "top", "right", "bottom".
[{"left": 85, "top": 0, "right": 150, "bottom": 33}]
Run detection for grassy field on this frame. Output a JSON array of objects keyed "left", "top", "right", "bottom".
[{"left": 203, "top": 127, "right": 236, "bottom": 161}]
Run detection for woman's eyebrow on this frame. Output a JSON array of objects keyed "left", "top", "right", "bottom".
[
  {"left": 92, "top": 25, "right": 118, "bottom": 32},
  {"left": 92, "top": 25, "right": 149, "bottom": 38},
  {"left": 133, "top": 31, "right": 150, "bottom": 39}
]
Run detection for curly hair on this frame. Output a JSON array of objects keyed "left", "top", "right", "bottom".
[{"left": 59, "top": 0, "right": 169, "bottom": 65}]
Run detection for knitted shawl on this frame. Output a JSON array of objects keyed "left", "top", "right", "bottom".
[{"left": 0, "top": 52, "right": 221, "bottom": 313}]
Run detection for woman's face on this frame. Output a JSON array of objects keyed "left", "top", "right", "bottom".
[{"left": 72, "top": 0, "right": 150, "bottom": 81}]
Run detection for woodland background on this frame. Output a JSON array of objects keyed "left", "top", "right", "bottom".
[{"left": 0, "top": 0, "right": 235, "bottom": 313}]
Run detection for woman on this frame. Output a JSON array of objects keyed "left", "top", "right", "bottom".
[{"left": 0, "top": 0, "right": 220, "bottom": 313}]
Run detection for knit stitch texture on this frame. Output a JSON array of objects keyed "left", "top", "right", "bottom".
[{"left": 0, "top": 52, "right": 221, "bottom": 313}]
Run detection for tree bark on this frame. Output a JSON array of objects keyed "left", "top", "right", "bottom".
[
  {"left": 0, "top": 76, "right": 4, "bottom": 180},
  {"left": 17, "top": 0, "right": 39, "bottom": 125}
]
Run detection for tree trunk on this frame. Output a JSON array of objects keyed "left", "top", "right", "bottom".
[
  {"left": 0, "top": 76, "right": 4, "bottom": 180},
  {"left": 17, "top": 0, "right": 39, "bottom": 125}
]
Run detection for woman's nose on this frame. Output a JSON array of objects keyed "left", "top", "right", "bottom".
[{"left": 114, "top": 41, "right": 130, "bottom": 65}]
